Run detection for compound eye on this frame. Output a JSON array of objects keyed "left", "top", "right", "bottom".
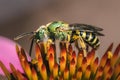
[
  {"left": 57, "top": 26, "right": 65, "bottom": 32},
  {"left": 56, "top": 27, "right": 61, "bottom": 31}
]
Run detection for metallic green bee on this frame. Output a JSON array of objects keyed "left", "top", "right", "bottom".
[
  {"left": 14, "top": 21, "right": 104, "bottom": 56},
  {"left": 47, "top": 21, "right": 104, "bottom": 49}
]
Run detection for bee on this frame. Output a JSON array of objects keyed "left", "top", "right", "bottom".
[
  {"left": 69, "top": 24, "right": 104, "bottom": 49},
  {"left": 14, "top": 21, "right": 104, "bottom": 56},
  {"left": 46, "top": 21, "right": 104, "bottom": 56}
]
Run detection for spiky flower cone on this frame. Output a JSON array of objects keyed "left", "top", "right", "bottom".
[{"left": 0, "top": 42, "right": 120, "bottom": 80}]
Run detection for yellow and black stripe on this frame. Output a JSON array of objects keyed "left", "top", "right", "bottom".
[{"left": 80, "top": 31, "right": 100, "bottom": 49}]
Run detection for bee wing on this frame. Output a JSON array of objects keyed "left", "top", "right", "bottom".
[
  {"left": 69, "top": 24, "right": 103, "bottom": 31},
  {"left": 69, "top": 23, "right": 104, "bottom": 36},
  {"left": 14, "top": 32, "right": 35, "bottom": 40}
]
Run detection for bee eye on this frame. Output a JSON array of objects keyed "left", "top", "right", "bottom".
[{"left": 56, "top": 27, "right": 61, "bottom": 31}]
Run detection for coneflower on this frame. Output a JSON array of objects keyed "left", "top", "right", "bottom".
[{"left": 0, "top": 36, "right": 120, "bottom": 80}]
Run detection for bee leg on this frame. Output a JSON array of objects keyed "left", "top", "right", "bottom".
[
  {"left": 46, "top": 39, "right": 53, "bottom": 49},
  {"left": 86, "top": 44, "right": 89, "bottom": 52},
  {"left": 65, "top": 41, "right": 69, "bottom": 52},
  {"left": 55, "top": 40, "right": 61, "bottom": 64},
  {"left": 60, "top": 41, "right": 69, "bottom": 52},
  {"left": 75, "top": 40, "right": 81, "bottom": 50},
  {"left": 77, "top": 36, "right": 87, "bottom": 57},
  {"left": 29, "top": 38, "right": 34, "bottom": 56},
  {"left": 40, "top": 39, "right": 53, "bottom": 55}
]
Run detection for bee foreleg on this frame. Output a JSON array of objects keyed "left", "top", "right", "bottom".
[{"left": 29, "top": 38, "right": 34, "bottom": 56}]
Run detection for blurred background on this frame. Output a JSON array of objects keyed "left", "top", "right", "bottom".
[
  {"left": 0, "top": 0, "right": 120, "bottom": 63},
  {"left": 0, "top": 0, "right": 120, "bottom": 79},
  {"left": 0, "top": 0, "right": 120, "bottom": 56}
]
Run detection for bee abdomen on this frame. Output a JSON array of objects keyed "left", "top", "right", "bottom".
[{"left": 80, "top": 31, "right": 100, "bottom": 49}]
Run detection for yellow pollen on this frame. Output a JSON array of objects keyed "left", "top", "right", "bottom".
[{"left": 107, "top": 51, "right": 113, "bottom": 59}]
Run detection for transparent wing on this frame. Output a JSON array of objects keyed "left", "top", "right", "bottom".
[
  {"left": 69, "top": 23, "right": 104, "bottom": 36},
  {"left": 14, "top": 32, "right": 35, "bottom": 40},
  {"left": 69, "top": 24, "right": 103, "bottom": 31}
]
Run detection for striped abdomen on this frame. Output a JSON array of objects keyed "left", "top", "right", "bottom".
[{"left": 80, "top": 31, "right": 100, "bottom": 49}]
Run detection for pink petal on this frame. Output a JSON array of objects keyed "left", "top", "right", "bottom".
[{"left": 0, "top": 36, "right": 30, "bottom": 75}]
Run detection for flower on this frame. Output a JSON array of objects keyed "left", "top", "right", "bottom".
[
  {"left": 0, "top": 36, "right": 25, "bottom": 76},
  {"left": 0, "top": 37, "right": 120, "bottom": 80}
]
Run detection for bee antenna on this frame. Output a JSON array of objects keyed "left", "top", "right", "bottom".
[{"left": 14, "top": 32, "right": 35, "bottom": 40}]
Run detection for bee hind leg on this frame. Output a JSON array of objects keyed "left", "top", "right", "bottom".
[{"left": 77, "top": 36, "right": 87, "bottom": 57}]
